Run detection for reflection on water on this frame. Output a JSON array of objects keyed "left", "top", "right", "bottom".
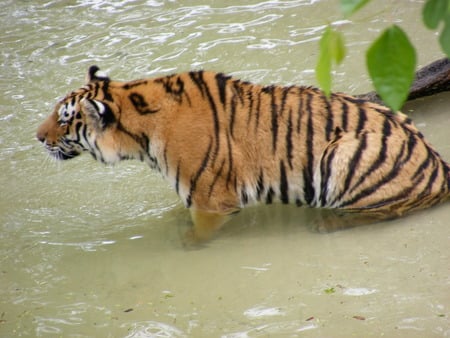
[{"left": 1, "top": 0, "right": 449, "bottom": 337}]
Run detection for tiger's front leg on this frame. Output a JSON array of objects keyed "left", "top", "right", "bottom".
[{"left": 185, "top": 208, "right": 240, "bottom": 244}]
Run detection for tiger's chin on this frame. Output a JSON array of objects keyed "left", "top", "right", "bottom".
[
  {"left": 55, "top": 151, "right": 79, "bottom": 160},
  {"left": 45, "top": 146, "right": 81, "bottom": 161}
]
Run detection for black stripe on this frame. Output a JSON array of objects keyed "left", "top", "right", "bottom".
[
  {"left": 116, "top": 123, "right": 149, "bottom": 154},
  {"left": 266, "top": 187, "right": 275, "bottom": 204},
  {"left": 93, "top": 140, "right": 101, "bottom": 162},
  {"left": 349, "top": 119, "right": 392, "bottom": 194},
  {"left": 256, "top": 170, "right": 264, "bottom": 201},
  {"left": 296, "top": 90, "right": 303, "bottom": 134},
  {"left": 351, "top": 168, "right": 422, "bottom": 213},
  {"left": 123, "top": 80, "right": 148, "bottom": 90},
  {"left": 269, "top": 87, "right": 278, "bottom": 152},
  {"left": 170, "top": 76, "right": 183, "bottom": 95},
  {"left": 233, "top": 176, "right": 238, "bottom": 194},
  {"left": 319, "top": 136, "right": 340, "bottom": 206},
  {"left": 328, "top": 132, "right": 368, "bottom": 206},
  {"left": 412, "top": 148, "right": 433, "bottom": 180},
  {"left": 100, "top": 101, "right": 116, "bottom": 127},
  {"left": 186, "top": 195, "right": 192, "bottom": 208},
  {"left": 189, "top": 71, "right": 206, "bottom": 97},
  {"left": 102, "top": 80, "right": 113, "bottom": 101},
  {"left": 225, "top": 132, "right": 234, "bottom": 188},
  {"left": 246, "top": 88, "right": 254, "bottom": 128},
  {"left": 303, "top": 93, "right": 315, "bottom": 205},
  {"left": 159, "top": 76, "right": 186, "bottom": 103},
  {"left": 175, "top": 76, "right": 192, "bottom": 106},
  {"left": 141, "top": 133, "right": 150, "bottom": 154},
  {"left": 404, "top": 117, "right": 413, "bottom": 125},
  {"left": 286, "top": 108, "right": 294, "bottom": 169},
  {"left": 230, "top": 91, "right": 237, "bottom": 138},
  {"left": 74, "top": 121, "right": 83, "bottom": 142},
  {"left": 162, "top": 146, "right": 169, "bottom": 176},
  {"left": 408, "top": 160, "right": 448, "bottom": 210},
  {"left": 404, "top": 176, "right": 434, "bottom": 211},
  {"left": 356, "top": 107, "right": 367, "bottom": 134},
  {"left": 92, "top": 83, "right": 99, "bottom": 99},
  {"left": 279, "top": 161, "right": 289, "bottom": 204},
  {"left": 441, "top": 161, "right": 450, "bottom": 192},
  {"left": 175, "top": 164, "right": 181, "bottom": 194},
  {"left": 208, "top": 159, "right": 226, "bottom": 198},
  {"left": 421, "top": 155, "right": 440, "bottom": 193},
  {"left": 233, "top": 80, "right": 245, "bottom": 104},
  {"left": 81, "top": 124, "right": 88, "bottom": 145},
  {"left": 241, "top": 187, "right": 249, "bottom": 205},
  {"left": 190, "top": 71, "right": 221, "bottom": 165},
  {"left": 403, "top": 133, "right": 418, "bottom": 164},
  {"left": 129, "top": 93, "right": 160, "bottom": 114},
  {"left": 325, "top": 96, "right": 333, "bottom": 141},
  {"left": 216, "top": 73, "right": 230, "bottom": 107},
  {"left": 280, "top": 86, "right": 291, "bottom": 117},
  {"left": 161, "top": 75, "right": 191, "bottom": 105},
  {"left": 187, "top": 138, "right": 213, "bottom": 205},
  {"left": 375, "top": 107, "right": 394, "bottom": 117},
  {"left": 346, "top": 96, "right": 366, "bottom": 105},
  {"left": 254, "top": 90, "right": 262, "bottom": 133},
  {"left": 341, "top": 100, "right": 349, "bottom": 131},
  {"left": 447, "top": 164, "right": 450, "bottom": 190}
]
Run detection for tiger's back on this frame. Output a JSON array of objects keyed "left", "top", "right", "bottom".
[
  {"left": 172, "top": 71, "right": 449, "bottom": 215},
  {"left": 37, "top": 67, "right": 450, "bottom": 240}
]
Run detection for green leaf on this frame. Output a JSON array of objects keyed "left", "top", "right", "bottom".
[
  {"left": 422, "top": 0, "right": 448, "bottom": 29},
  {"left": 316, "top": 27, "right": 333, "bottom": 97},
  {"left": 340, "top": 0, "right": 370, "bottom": 17},
  {"left": 315, "top": 26, "right": 346, "bottom": 97},
  {"left": 439, "top": 15, "right": 450, "bottom": 57},
  {"left": 331, "top": 29, "right": 346, "bottom": 64},
  {"left": 366, "top": 25, "right": 416, "bottom": 111}
]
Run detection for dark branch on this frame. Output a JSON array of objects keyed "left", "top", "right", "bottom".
[{"left": 356, "top": 57, "right": 450, "bottom": 106}]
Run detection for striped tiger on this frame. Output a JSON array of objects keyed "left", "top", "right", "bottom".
[{"left": 36, "top": 66, "right": 450, "bottom": 242}]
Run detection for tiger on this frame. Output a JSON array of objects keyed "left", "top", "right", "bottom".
[{"left": 36, "top": 65, "right": 450, "bottom": 242}]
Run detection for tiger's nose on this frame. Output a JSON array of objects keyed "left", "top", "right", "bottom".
[{"left": 36, "top": 129, "right": 47, "bottom": 143}]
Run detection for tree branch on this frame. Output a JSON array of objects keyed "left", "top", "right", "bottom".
[{"left": 356, "top": 57, "right": 450, "bottom": 106}]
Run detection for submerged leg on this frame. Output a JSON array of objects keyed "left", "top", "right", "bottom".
[{"left": 186, "top": 208, "right": 240, "bottom": 244}]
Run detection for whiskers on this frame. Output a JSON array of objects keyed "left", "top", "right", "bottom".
[
  {"left": 38, "top": 143, "right": 75, "bottom": 170},
  {"left": 39, "top": 146, "right": 62, "bottom": 170},
  {"left": 45, "top": 144, "right": 64, "bottom": 160}
]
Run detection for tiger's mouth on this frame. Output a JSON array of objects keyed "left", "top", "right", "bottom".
[{"left": 44, "top": 144, "right": 81, "bottom": 160}]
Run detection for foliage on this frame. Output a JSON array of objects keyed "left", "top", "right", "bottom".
[
  {"left": 340, "top": 0, "right": 370, "bottom": 17},
  {"left": 316, "top": 0, "right": 450, "bottom": 111},
  {"left": 315, "top": 26, "right": 346, "bottom": 97},
  {"left": 366, "top": 26, "right": 416, "bottom": 111}
]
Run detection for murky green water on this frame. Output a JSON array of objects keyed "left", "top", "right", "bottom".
[{"left": 1, "top": 0, "right": 449, "bottom": 337}]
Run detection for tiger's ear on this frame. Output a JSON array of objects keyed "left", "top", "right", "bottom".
[
  {"left": 80, "top": 98, "right": 116, "bottom": 132},
  {"left": 86, "top": 65, "right": 110, "bottom": 83}
]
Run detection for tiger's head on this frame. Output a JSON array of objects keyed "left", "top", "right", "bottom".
[{"left": 37, "top": 66, "right": 145, "bottom": 164}]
